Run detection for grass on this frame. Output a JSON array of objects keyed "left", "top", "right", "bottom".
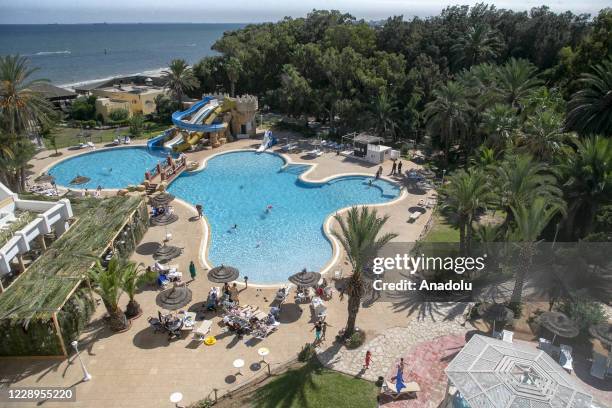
[
  {"left": 422, "top": 212, "right": 460, "bottom": 243},
  {"left": 46, "top": 122, "right": 171, "bottom": 149},
  {"left": 250, "top": 360, "right": 378, "bottom": 408}
]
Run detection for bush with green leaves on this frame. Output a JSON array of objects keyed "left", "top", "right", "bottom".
[
  {"left": 346, "top": 330, "right": 366, "bottom": 349},
  {"left": 559, "top": 299, "right": 606, "bottom": 333},
  {"left": 298, "top": 343, "right": 316, "bottom": 362},
  {"left": 109, "top": 108, "right": 129, "bottom": 123}
]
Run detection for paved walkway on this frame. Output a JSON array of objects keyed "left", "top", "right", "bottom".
[{"left": 317, "top": 319, "right": 468, "bottom": 383}]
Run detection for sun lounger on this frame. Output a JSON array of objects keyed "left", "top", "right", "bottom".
[
  {"left": 194, "top": 320, "right": 213, "bottom": 341},
  {"left": 502, "top": 330, "right": 513, "bottom": 343},
  {"left": 381, "top": 380, "right": 420, "bottom": 399},
  {"left": 590, "top": 351, "right": 608, "bottom": 379},
  {"left": 559, "top": 344, "right": 573, "bottom": 373},
  {"left": 408, "top": 211, "right": 422, "bottom": 222},
  {"left": 86, "top": 141, "right": 95, "bottom": 149},
  {"left": 281, "top": 142, "right": 298, "bottom": 152}
]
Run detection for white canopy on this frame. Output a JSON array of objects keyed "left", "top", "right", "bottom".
[{"left": 446, "top": 334, "right": 593, "bottom": 408}]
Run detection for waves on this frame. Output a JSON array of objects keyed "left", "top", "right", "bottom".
[
  {"left": 31, "top": 50, "right": 71, "bottom": 56},
  {"left": 59, "top": 66, "right": 168, "bottom": 90}
]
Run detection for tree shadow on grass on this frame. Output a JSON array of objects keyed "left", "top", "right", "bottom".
[{"left": 250, "top": 361, "right": 322, "bottom": 408}]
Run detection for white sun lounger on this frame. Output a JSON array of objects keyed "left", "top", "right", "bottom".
[
  {"left": 193, "top": 320, "right": 213, "bottom": 341},
  {"left": 559, "top": 344, "right": 573, "bottom": 373},
  {"left": 502, "top": 330, "right": 513, "bottom": 343},
  {"left": 281, "top": 142, "right": 298, "bottom": 152},
  {"left": 408, "top": 212, "right": 422, "bottom": 222},
  {"left": 381, "top": 380, "right": 421, "bottom": 399},
  {"left": 306, "top": 149, "right": 323, "bottom": 157}
]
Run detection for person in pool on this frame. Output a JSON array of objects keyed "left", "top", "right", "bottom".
[{"left": 265, "top": 205, "right": 273, "bottom": 213}]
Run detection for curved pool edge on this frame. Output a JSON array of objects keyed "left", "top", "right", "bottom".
[
  {"left": 40, "top": 142, "right": 151, "bottom": 192},
  {"left": 185, "top": 148, "right": 409, "bottom": 288}
]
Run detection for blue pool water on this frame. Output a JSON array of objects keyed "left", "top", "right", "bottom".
[
  {"left": 170, "top": 151, "right": 400, "bottom": 283},
  {"left": 48, "top": 147, "right": 171, "bottom": 189}
]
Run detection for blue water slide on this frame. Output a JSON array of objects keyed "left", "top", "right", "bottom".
[
  {"left": 171, "top": 96, "right": 227, "bottom": 133},
  {"left": 147, "top": 129, "right": 173, "bottom": 150}
]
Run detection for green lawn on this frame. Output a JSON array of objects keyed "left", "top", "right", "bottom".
[
  {"left": 422, "top": 213, "right": 460, "bottom": 243},
  {"left": 47, "top": 123, "right": 171, "bottom": 149},
  {"left": 250, "top": 361, "right": 378, "bottom": 408}
]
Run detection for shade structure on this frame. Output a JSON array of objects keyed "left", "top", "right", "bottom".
[
  {"left": 149, "top": 193, "right": 175, "bottom": 207},
  {"left": 35, "top": 174, "right": 55, "bottom": 183},
  {"left": 288, "top": 270, "right": 321, "bottom": 287},
  {"left": 156, "top": 285, "right": 192, "bottom": 310},
  {"left": 589, "top": 322, "right": 612, "bottom": 347},
  {"left": 538, "top": 312, "right": 579, "bottom": 340},
  {"left": 207, "top": 265, "right": 239, "bottom": 283},
  {"left": 153, "top": 244, "right": 182, "bottom": 261},
  {"left": 150, "top": 213, "right": 178, "bottom": 226},
  {"left": 446, "top": 334, "right": 593, "bottom": 408},
  {"left": 69, "top": 175, "right": 91, "bottom": 185},
  {"left": 478, "top": 303, "right": 515, "bottom": 323}
]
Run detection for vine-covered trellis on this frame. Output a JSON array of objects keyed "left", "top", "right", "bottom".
[{"left": 0, "top": 196, "right": 148, "bottom": 357}]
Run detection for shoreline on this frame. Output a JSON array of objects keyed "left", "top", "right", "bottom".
[{"left": 57, "top": 66, "right": 168, "bottom": 90}]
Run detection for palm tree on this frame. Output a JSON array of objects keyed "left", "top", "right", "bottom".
[
  {"left": 370, "top": 89, "right": 400, "bottom": 140},
  {"left": 332, "top": 207, "right": 397, "bottom": 338},
  {"left": 480, "top": 103, "right": 519, "bottom": 150},
  {"left": 0, "top": 55, "right": 54, "bottom": 137},
  {"left": 495, "top": 154, "right": 563, "bottom": 228},
  {"left": 508, "top": 198, "right": 565, "bottom": 307},
  {"left": 451, "top": 24, "right": 503, "bottom": 69},
  {"left": 518, "top": 110, "right": 573, "bottom": 161},
  {"left": 424, "top": 81, "right": 473, "bottom": 163},
  {"left": 88, "top": 258, "right": 129, "bottom": 332},
  {"left": 224, "top": 57, "right": 242, "bottom": 97},
  {"left": 560, "top": 136, "right": 612, "bottom": 239},
  {"left": 162, "top": 59, "right": 199, "bottom": 109},
  {"left": 441, "top": 169, "right": 493, "bottom": 254},
  {"left": 566, "top": 58, "right": 612, "bottom": 136},
  {"left": 122, "top": 261, "right": 148, "bottom": 319},
  {"left": 493, "top": 58, "right": 543, "bottom": 110}
]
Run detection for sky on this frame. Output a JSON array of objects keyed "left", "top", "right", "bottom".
[{"left": 0, "top": 0, "right": 608, "bottom": 24}]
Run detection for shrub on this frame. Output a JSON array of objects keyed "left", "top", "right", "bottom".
[
  {"left": 559, "top": 299, "right": 606, "bottom": 333},
  {"left": 346, "top": 330, "right": 366, "bottom": 349},
  {"left": 298, "top": 343, "right": 316, "bottom": 362},
  {"left": 109, "top": 108, "right": 129, "bottom": 123},
  {"left": 188, "top": 398, "right": 213, "bottom": 408}
]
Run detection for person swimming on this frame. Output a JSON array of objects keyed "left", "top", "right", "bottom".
[{"left": 265, "top": 205, "right": 273, "bottom": 213}]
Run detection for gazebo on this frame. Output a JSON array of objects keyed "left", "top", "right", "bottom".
[{"left": 445, "top": 334, "right": 593, "bottom": 408}]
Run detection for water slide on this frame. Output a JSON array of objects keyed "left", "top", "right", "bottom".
[
  {"left": 170, "top": 97, "right": 229, "bottom": 151},
  {"left": 257, "top": 130, "right": 277, "bottom": 153}
]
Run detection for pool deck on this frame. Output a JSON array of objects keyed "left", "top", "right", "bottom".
[{"left": 0, "top": 132, "right": 446, "bottom": 407}]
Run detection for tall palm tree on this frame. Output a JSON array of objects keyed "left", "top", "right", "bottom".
[
  {"left": 451, "top": 24, "right": 503, "bottom": 69},
  {"left": 0, "top": 55, "right": 54, "bottom": 137},
  {"left": 224, "top": 57, "right": 242, "bottom": 97},
  {"left": 493, "top": 58, "right": 543, "bottom": 111},
  {"left": 332, "top": 207, "right": 397, "bottom": 338},
  {"left": 441, "top": 169, "right": 493, "bottom": 254},
  {"left": 88, "top": 258, "right": 129, "bottom": 332},
  {"left": 424, "top": 81, "right": 473, "bottom": 162},
  {"left": 122, "top": 261, "right": 148, "bottom": 319},
  {"left": 560, "top": 136, "right": 612, "bottom": 239},
  {"left": 495, "top": 154, "right": 563, "bottom": 227},
  {"left": 162, "top": 59, "right": 199, "bottom": 109},
  {"left": 480, "top": 103, "right": 519, "bottom": 151},
  {"left": 518, "top": 110, "right": 573, "bottom": 161},
  {"left": 370, "top": 89, "right": 400, "bottom": 140},
  {"left": 509, "top": 198, "right": 565, "bottom": 307},
  {"left": 566, "top": 58, "right": 612, "bottom": 136}
]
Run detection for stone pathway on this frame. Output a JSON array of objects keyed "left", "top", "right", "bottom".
[{"left": 317, "top": 319, "right": 468, "bottom": 383}]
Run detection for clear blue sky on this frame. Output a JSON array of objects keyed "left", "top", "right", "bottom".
[{"left": 0, "top": 0, "right": 607, "bottom": 24}]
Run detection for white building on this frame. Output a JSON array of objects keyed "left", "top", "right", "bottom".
[{"left": 0, "top": 183, "right": 72, "bottom": 292}]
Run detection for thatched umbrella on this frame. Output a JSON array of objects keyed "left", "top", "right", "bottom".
[
  {"left": 153, "top": 244, "right": 182, "bottom": 261},
  {"left": 150, "top": 212, "right": 178, "bottom": 226},
  {"left": 207, "top": 265, "right": 239, "bottom": 283},
  {"left": 35, "top": 174, "right": 55, "bottom": 184},
  {"left": 150, "top": 193, "right": 175, "bottom": 207},
  {"left": 589, "top": 322, "right": 612, "bottom": 348},
  {"left": 289, "top": 270, "right": 321, "bottom": 287},
  {"left": 156, "top": 285, "right": 192, "bottom": 310},
  {"left": 478, "top": 303, "right": 514, "bottom": 333},
  {"left": 538, "top": 311, "right": 579, "bottom": 343}
]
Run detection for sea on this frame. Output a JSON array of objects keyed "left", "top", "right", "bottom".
[{"left": 0, "top": 23, "right": 244, "bottom": 88}]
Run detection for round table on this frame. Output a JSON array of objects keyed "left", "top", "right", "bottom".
[
  {"left": 233, "top": 358, "right": 245, "bottom": 375},
  {"left": 258, "top": 347, "right": 270, "bottom": 363},
  {"left": 170, "top": 392, "right": 183, "bottom": 407}
]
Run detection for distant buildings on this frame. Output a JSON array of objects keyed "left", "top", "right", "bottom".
[
  {"left": 92, "top": 83, "right": 168, "bottom": 121},
  {"left": 30, "top": 83, "right": 77, "bottom": 113}
]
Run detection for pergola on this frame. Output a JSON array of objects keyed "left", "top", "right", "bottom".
[
  {"left": 341, "top": 132, "right": 383, "bottom": 158},
  {"left": 445, "top": 334, "right": 593, "bottom": 408}
]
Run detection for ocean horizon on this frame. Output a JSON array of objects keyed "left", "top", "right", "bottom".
[{"left": 0, "top": 23, "right": 245, "bottom": 87}]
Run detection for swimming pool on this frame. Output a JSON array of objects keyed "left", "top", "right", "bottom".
[
  {"left": 169, "top": 151, "right": 400, "bottom": 283},
  {"left": 48, "top": 147, "right": 172, "bottom": 189}
]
